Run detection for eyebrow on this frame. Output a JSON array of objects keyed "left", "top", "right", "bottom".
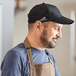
[
  {"left": 54, "top": 24, "right": 63, "bottom": 27},
  {"left": 53, "top": 24, "right": 58, "bottom": 27}
]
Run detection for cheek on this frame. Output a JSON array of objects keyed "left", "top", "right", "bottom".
[{"left": 47, "top": 29, "right": 55, "bottom": 38}]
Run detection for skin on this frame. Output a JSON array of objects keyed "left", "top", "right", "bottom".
[{"left": 27, "top": 21, "right": 63, "bottom": 50}]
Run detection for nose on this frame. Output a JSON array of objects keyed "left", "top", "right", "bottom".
[{"left": 56, "top": 31, "right": 62, "bottom": 38}]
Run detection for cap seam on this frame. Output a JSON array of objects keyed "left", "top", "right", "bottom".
[{"left": 44, "top": 4, "right": 50, "bottom": 19}]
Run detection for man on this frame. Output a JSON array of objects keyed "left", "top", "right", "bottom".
[{"left": 1, "top": 3, "right": 74, "bottom": 76}]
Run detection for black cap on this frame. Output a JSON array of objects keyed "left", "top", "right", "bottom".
[{"left": 28, "top": 3, "right": 74, "bottom": 24}]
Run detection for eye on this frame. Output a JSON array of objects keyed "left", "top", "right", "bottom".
[{"left": 54, "top": 27, "right": 58, "bottom": 30}]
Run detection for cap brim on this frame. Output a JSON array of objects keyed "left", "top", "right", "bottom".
[{"left": 52, "top": 16, "right": 74, "bottom": 24}]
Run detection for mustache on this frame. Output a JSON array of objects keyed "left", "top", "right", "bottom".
[{"left": 52, "top": 37, "right": 59, "bottom": 40}]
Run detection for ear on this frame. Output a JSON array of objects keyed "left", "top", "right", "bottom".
[{"left": 34, "top": 21, "right": 44, "bottom": 33}]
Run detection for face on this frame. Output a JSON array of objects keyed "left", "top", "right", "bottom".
[{"left": 40, "top": 21, "right": 63, "bottom": 48}]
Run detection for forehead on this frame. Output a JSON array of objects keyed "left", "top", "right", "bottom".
[
  {"left": 54, "top": 23, "right": 63, "bottom": 27},
  {"left": 48, "top": 21, "right": 63, "bottom": 28}
]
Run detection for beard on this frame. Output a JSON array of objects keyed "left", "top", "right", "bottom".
[{"left": 40, "top": 29, "right": 56, "bottom": 48}]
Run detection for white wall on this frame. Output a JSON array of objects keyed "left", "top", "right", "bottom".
[
  {"left": 0, "top": 4, "right": 2, "bottom": 76},
  {"left": 2, "top": 0, "right": 15, "bottom": 57}
]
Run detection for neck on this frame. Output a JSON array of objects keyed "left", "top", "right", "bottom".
[{"left": 26, "top": 35, "right": 45, "bottom": 50}]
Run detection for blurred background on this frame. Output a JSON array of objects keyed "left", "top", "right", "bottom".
[{"left": 0, "top": 0, "right": 76, "bottom": 76}]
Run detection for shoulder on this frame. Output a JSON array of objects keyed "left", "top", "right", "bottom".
[
  {"left": 4, "top": 43, "right": 27, "bottom": 62},
  {"left": 1, "top": 43, "right": 28, "bottom": 71},
  {"left": 12, "top": 43, "right": 27, "bottom": 60}
]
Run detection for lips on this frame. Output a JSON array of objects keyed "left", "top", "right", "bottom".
[
  {"left": 53, "top": 39, "right": 57, "bottom": 42},
  {"left": 52, "top": 38, "right": 58, "bottom": 42}
]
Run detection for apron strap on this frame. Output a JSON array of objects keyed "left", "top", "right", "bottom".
[
  {"left": 23, "top": 38, "right": 34, "bottom": 66},
  {"left": 45, "top": 49, "right": 53, "bottom": 65}
]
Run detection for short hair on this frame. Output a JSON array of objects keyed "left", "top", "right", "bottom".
[
  {"left": 28, "top": 21, "right": 49, "bottom": 31},
  {"left": 28, "top": 23, "right": 34, "bottom": 30},
  {"left": 42, "top": 21, "right": 49, "bottom": 28}
]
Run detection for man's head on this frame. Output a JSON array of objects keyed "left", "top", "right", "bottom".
[{"left": 27, "top": 3, "right": 74, "bottom": 49}]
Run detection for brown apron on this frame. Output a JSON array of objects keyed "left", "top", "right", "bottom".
[{"left": 23, "top": 38, "right": 55, "bottom": 76}]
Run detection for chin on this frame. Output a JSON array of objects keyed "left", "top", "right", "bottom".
[{"left": 47, "top": 42, "right": 56, "bottom": 48}]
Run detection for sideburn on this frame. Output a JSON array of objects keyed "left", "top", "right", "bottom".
[{"left": 40, "top": 29, "right": 49, "bottom": 48}]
